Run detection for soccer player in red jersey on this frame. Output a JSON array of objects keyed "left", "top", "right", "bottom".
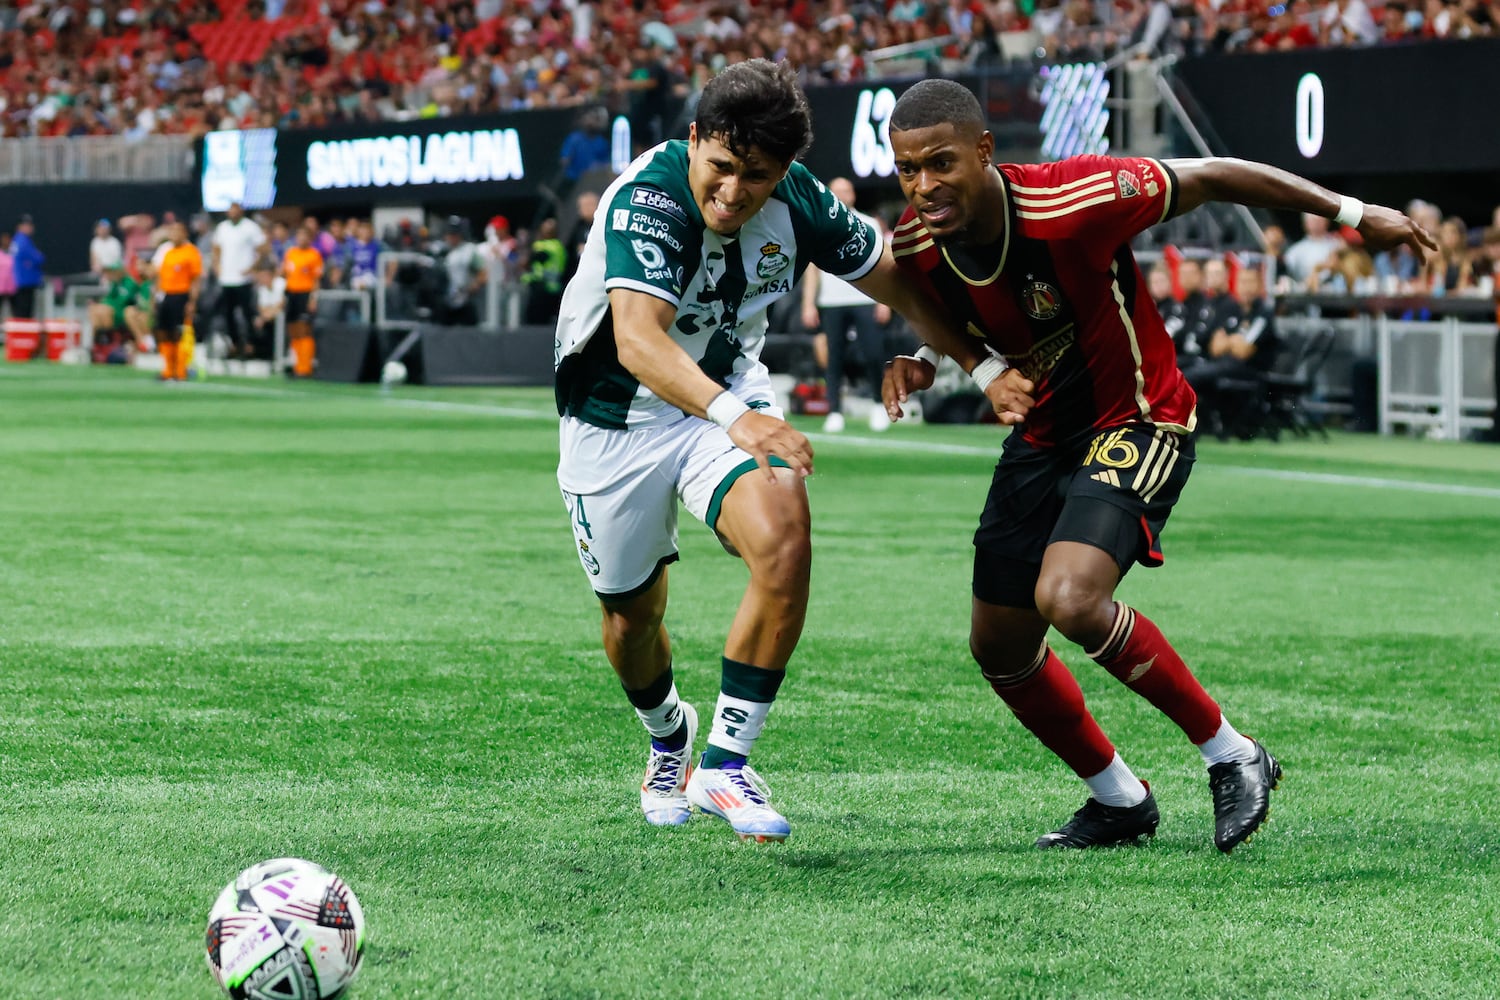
[{"left": 881, "top": 80, "right": 1437, "bottom": 852}]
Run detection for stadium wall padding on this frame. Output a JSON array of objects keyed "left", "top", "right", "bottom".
[
  {"left": 313, "top": 322, "right": 379, "bottom": 383},
  {"left": 0, "top": 182, "right": 199, "bottom": 275},
  {"left": 400, "top": 325, "right": 554, "bottom": 387}
]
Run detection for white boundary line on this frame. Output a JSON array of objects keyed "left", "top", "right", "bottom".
[{"left": 183, "top": 381, "right": 1500, "bottom": 501}]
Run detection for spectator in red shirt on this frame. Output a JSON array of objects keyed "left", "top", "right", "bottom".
[{"left": 1254, "top": 0, "right": 1320, "bottom": 49}]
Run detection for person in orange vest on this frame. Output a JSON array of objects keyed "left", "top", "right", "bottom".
[
  {"left": 152, "top": 221, "right": 203, "bottom": 381},
  {"left": 281, "top": 224, "right": 324, "bottom": 377}
]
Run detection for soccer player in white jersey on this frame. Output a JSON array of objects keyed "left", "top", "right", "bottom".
[{"left": 554, "top": 60, "right": 991, "bottom": 842}]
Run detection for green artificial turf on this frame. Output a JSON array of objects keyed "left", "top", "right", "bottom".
[{"left": 1, "top": 365, "right": 1497, "bottom": 998}]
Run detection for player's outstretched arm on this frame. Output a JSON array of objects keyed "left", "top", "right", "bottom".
[
  {"left": 1166, "top": 157, "right": 1439, "bottom": 257},
  {"left": 609, "top": 289, "right": 813, "bottom": 479}
]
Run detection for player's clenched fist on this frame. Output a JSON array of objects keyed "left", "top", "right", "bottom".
[{"left": 985, "top": 369, "right": 1035, "bottom": 426}]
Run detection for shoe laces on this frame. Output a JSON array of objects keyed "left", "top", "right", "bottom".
[
  {"left": 1064, "top": 798, "right": 1109, "bottom": 828},
  {"left": 723, "top": 764, "right": 772, "bottom": 807},
  {"left": 643, "top": 743, "right": 690, "bottom": 795},
  {"left": 1208, "top": 760, "right": 1249, "bottom": 808}
]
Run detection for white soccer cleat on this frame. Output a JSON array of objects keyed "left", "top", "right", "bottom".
[
  {"left": 868, "top": 406, "right": 891, "bottom": 432},
  {"left": 686, "top": 762, "right": 791, "bottom": 842},
  {"left": 822, "top": 412, "right": 845, "bottom": 433},
  {"left": 640, "top": 703, "right": 698, "bottom": 827}
]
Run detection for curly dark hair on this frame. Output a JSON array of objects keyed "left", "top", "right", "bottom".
[{"left": 694, "top": 59, "right": 812, "bottom": 165}]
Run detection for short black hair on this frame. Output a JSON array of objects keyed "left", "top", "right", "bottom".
[
  {"left": 695, "top": 59, "right": 811, "bottom": 165},
  {"left": 889, "top": 79, "right": 985, "bottom": 136}
]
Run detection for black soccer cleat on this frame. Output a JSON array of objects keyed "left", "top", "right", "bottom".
[
  {"left": 1209, "top": 740, "right": 1282, "bottom": 853},
  {"left": 1035, "top": 785, "right": 1160, "bottom": 849}
]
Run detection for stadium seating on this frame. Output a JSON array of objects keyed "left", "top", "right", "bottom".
[{"left": 4, "top": 1, "right": 1486, "bottom": 139}]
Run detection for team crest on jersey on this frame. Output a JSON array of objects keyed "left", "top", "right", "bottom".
[
  {"left": 1021, "top": 279, "right": 1064, "bottom": 321},
  {"left": 578, "top": 540, "right": 600, "bottom": 576},
  {"left": 1117, "top": 169, "right": 1140, "bottom": 199},
  {"left": 757, "top": 242, "right": 790, "bottom": 279}
]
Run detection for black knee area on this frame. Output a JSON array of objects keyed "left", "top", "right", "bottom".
[
  {"left": 972, "top": 547, "right": 1040, "bottom": 609},
  {"left": 1050, "top": 495, "right": 1144, "bottom": 577}
]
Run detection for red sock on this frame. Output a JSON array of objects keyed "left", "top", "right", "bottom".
[
  {"left": 1090, "top": 603, "right": 1222, "bottom": 744},
  {"left": 986, "top": 647, "right": 1116, "bottom": 779}
]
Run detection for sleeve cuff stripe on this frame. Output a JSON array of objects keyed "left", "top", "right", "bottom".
[
  {"left": 828, "top": 245, "right": 881, "bottom": 284},
  {"left": 603, "top": 278, "right": 681, "bottom": 307}
]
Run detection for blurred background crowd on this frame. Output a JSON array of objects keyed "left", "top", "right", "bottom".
[
  {"left": 4, "top": 0, "right": 1499, "bottom": 139},
  {"left": 0, "top": 0, "right": 1494, "bottom": 439}
]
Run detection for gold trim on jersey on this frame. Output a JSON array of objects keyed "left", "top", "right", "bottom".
[
  {"left": 1007, "top": 170, "right": 1113, "bottom": 196},
  {"left": 1108, "top": 259, "right": 1151, "bottom": 424},
  {"left": 939, "top": 170, "right": 1011, "bottom": 286},
  {"left": 1015, "top": 193, "right": 1118, "bottom": 221},
  {"left": 1147, "top": 159, "right": 1176, "bottom": 225},
  {"left": 891, "top": 215, "right": 932, "bottom": 258},
  {"left": 893, "top": 216, "right": 926, "bottom": 237},
  {"left": 1010, "top": 179, "right": 1115, "bottom": 209},
  {"left": 893, "top": 236, "right": 934, "bottom": 258},
  {"left": 1005, "top": 323, "right": 1076, "bottom": 383}
]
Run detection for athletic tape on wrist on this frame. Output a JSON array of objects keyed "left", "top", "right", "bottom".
[
  {"left": 914, "top": 345, "right": 942, "bottom": 368},
  {"left": 1334, "top": 195, "right": 1364, "bottom": 230},
  {"left": 969, "top": 356, "right": 1008, "bottom": 393},
  {"left": 706, "top": 390, "right": 750, "bottom": 431}
]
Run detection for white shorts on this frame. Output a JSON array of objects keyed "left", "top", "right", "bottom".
[{"left": 557, "top": 389, "right": 784, "bottom": 598}]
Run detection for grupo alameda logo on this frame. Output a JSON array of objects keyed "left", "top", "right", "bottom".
[{"left": 306, "top": 129, "right": 524, "bottom": 190}]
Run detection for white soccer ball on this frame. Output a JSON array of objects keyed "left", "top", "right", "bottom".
[
  {"left": 380, "top": 360, "right": 408, "bottom": 386},
  {"left": 205, "top": 857, "right": 365, "bottom": 1000}
]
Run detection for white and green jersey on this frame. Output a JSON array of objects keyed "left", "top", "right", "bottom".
[{"left": 554, "top": 140, "right": 881, "bottom": 429}]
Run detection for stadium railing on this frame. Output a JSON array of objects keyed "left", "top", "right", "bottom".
[
  {"left": 269, "top": 289, "right": 373, "bottom": 376},
  {"left": 1278, "top": 295, "right": 1496, "bottom": 439},
  {"left": 0, "top": 135, "right": 192, "bottom": 184},
  {"left": 375, "top": 251, "right": 525, "bottom": 331}
]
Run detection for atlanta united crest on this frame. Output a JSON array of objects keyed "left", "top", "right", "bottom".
[{"left": 1021, "top": 279, "right": 1064, "bottom": 321}]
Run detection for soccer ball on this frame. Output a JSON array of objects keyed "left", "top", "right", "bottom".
[
  {"left": 205, "top": 857, "right": 365, "bottom": 999},
  {"left": 380, "top": 360, "right": 408, "bottom": 386}
]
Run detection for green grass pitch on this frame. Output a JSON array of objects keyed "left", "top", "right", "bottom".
[{"left": 2, "top": 364, "right": 1498, "bottom": 999}]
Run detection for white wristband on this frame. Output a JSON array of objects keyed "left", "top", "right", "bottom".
[
  {"left": 1334, "top": 195, "right": 1364, "bottom": 229},
  {"left": 705, "top": 390, "right": 750, "bottom": 431},
  {"left": 969, "top": 356, "right": 1008, "bottom": 393},
  {"left": 914, "top": 344, "right": 942, "bottom": 368}
]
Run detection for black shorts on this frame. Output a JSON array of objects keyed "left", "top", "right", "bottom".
[
  {"left": 285, "top": 291, "right": 312, "bottom": 324},
  {"left": 972, "top": 424, "right": 1195, "bottom": 608},
  {"left": 156, "top": 293, "right": 189, "bottom": 336}
]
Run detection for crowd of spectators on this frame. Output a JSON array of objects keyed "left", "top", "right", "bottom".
[
  {"left": 1257, "top": 200, "right": 1500, "bottom": 298},
  {"left": 3, "top": 0, "right": 1498, "bottom": 140},
  {"left": 0, "top": 198, "right": 599, "bottom": 348}
]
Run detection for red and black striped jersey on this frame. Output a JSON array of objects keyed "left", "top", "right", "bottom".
[{"left": 891, "top": 155, "right": 1198, "bottom": 449}]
